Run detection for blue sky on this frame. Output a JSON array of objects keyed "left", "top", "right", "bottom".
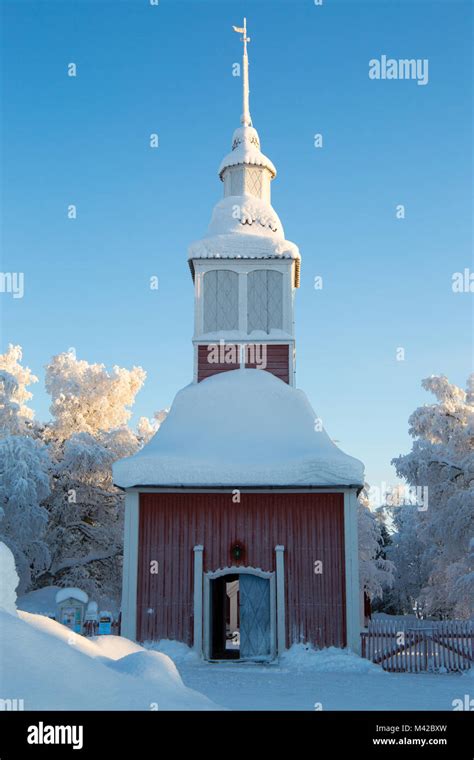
[{"left": 1, "top": 0, "right": 472, "bottom": 491}]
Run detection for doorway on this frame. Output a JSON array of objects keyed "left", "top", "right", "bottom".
[
  {"left": 206, "top": 569, "right": 275, "bottom": 661},
  {"left": 210, "top": 574, "right": 240, "bottom": 659}
]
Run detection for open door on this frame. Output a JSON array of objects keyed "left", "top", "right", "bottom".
[
  {"left": 239, "top": 574, "right": 271, "bottom": 659},
  {"left": 209, "top": 575, "right": 240, "bottom": 659}
]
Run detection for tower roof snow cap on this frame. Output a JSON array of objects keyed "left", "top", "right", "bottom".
[
  {"left": 219, "top": 125, "right": 276, "bottom": 179},
  {"left": 207, "top": 195, "right": 284, "bottom": 238}
]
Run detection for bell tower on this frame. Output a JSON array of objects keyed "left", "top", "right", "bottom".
[{"left": 188, "top": 19, "right": 301, "bottom": 385}]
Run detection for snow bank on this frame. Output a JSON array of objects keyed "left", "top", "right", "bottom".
[
  {"left": 113, "top": 369, "right": 364, "bottom": 488},
  {"left": 280, "top": 644, "right": 385, "bottom": 674},
  {"left": 0, "top": 542, "right": 18, "bottom": 615},
  {"left": 19, "top": 610, "right": 105, "bottom": 659},
  {"left": 89, "top": 634, "right": 143, "bottom": 660},
  {"left": 1, "top": 610, "right": 220, "bottom": 710},
  {"left": 144, "top": 639, "right": 201, "bottom": 666},
  {"left": 108, "top": 650, "right": 184, "bottom": 692}
]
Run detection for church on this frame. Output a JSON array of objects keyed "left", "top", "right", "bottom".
[{"left": 113, "top": 20, "right": 364, "bottom": 661}]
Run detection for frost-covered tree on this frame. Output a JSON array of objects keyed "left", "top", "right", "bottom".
[
  {"left": 382, "top": 506, "right": 431, "bottom": 616},
  {"left": 41, "top": 351, "right": 147, "bottom": 605},
  {"left": 0, "top": 345, "right": 38, "bottom": 435},
  {"left": 45, "top": 350, "right": 146, "bottom": 441},
  {"left": 391, "top": 374, "right": 474, "bottom": 618},
  {"left": 45, "top": 433, "right": 122, "bottom": 601},
  {"left": 0, "top": 435, "right": 51, "bottom": 593},
  {"left": 358, "top": 486, "right": 395, "bottom": 601},
  {"left": 136, "top": 409, "right": 168, "bottom": 445},
  {"left": 0, "top": 372, "right": 25, "bottom": 436}
]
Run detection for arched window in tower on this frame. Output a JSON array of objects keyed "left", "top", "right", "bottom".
[
  {"left": 247, "top": 270, "right": 283, "bottom": 333},
  {"left": 203, "top": 270, "right": 239, "bottom": 333}
]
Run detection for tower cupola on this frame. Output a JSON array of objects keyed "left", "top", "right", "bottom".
[{"left": 188, "top": 19, "right": 301, "bottom": 386}]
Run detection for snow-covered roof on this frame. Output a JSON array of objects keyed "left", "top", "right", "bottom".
[
  {"left": 218, "top": 126, "right": 276, "bottom": 179},
  {"left": 207, "top": 195, "right": 284, "bottom": 238},
  {"left": 188, "top": 196, "right": 301, "bottom": 287},
  {"left": 189, "top": 233, "right": 300, "bottom": 261},
  {"left": 55, "top": 588, "right": 89, "bottom": 605},
  {"left": 113, "top": 369, "right": 364, "bottom": 489}
]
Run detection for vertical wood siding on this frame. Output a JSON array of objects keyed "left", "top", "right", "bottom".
[
  {"left": 197, "top": 344, "right": 240, "bottom": 382},
  {"left": 244, "top": 344, "right": 289, "bottom": 384},
  {"left": 137, "top": 492, "right": 346, "bottom": 648},
  {"left": 197, "top": 343, "right": 289, "bottom": 384}
]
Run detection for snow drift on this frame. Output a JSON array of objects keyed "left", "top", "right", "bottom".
[
  {"left": 113, "top": 369, "right": 364, "bottom": 488},
  {"left": 0, "top": 540, "right": 219, "bottom": 710},
  {"left": 280, "top": 644, "right": 385, "bottom": 674},
  {"left": 0, "top": 610, "right": 220, "bottom": 710}
]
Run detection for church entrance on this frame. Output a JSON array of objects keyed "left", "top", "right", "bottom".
[{"left": 207, "top": 569, "right": 275, "bottom": 661}]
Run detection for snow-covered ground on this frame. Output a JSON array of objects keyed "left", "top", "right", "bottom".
[
  {"left": 145, "top": 640, "right": 470, "bottom": 712},
  {"left": 1, "top": 610, "right": 469, "bottom": 711}
]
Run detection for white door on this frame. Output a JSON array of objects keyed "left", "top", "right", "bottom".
[{"left": 239, "top": 574, "right": 271, "bottom": 659}]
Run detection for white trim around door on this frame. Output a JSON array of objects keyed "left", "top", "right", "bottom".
[{"left": 203, "top": 566, "right": 276, "bottom": 662}]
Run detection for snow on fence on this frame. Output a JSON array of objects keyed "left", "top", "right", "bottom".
[{"left": 361, "top": 620, "right": 473, "bottom": 673}]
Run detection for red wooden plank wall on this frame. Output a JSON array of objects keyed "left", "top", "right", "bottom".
[
  {"left": 197, "top": 344, "right": 240, "bottom": 382},
  {"left": 137, "top": 492, "right": 346, "bottom": 649},
  {"left": 197, "top": 344, "right": 290, "bottom": 384}
]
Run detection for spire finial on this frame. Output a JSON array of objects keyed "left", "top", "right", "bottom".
[{"left": 232, "top": 18, "right": 252, "bottom": 127}]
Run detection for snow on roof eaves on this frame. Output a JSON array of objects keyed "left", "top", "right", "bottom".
[
  {"left": 187, "top": 235, "right": 301, "bottom": 287},
  {"left": 218, "top": 147, "right": 277, "bottom": 178},
  {"left": 122, "top": 483, "right": 363, "bottom": 491},
  {"left": 189, "top": 232, "right": 299, "bottom": 256}
]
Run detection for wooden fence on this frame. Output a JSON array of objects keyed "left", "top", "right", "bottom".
[{"left": 361, "top": 620, "right": 473, "bottom": 672}]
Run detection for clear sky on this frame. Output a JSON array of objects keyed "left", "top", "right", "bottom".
[{"left": 1, "top": 0, "right": 472, "bottom": 492}]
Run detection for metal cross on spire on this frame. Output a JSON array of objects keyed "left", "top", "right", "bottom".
[{"left": 232, "top": 18, "right": 252, "bottom": 127}]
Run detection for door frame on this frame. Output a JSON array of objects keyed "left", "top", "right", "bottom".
[{"left": 203, "top": 566, "right": 276, "bottom": 661}]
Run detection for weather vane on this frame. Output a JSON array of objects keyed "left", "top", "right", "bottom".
[
  {"left": 232, "top": 18, "right": 252, "bottom": 127},
  {"left": 232, "top": 17, "right": 250, "bottom": 52}
]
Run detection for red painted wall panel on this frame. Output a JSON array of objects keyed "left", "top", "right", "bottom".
[
  {"left": 197, "top": 343, "right": 290, "bottom": 384},
  {"left": 197, "top": 344, "right": 240, "bottom": 382},
  {"left": 137, "top": 492, "right": 346, "bottom": 648}
]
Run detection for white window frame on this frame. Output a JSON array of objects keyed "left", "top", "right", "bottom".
[
  {"left": 247, "top": 269, "right": 284, "bottom": 333},
  {"left": 194, "top": 260, "right": 293, "bottom": 337}
]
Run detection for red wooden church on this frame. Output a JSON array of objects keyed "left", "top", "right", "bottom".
[{"left": 114, "top": 21, "right": 364, "bottom": 661}]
